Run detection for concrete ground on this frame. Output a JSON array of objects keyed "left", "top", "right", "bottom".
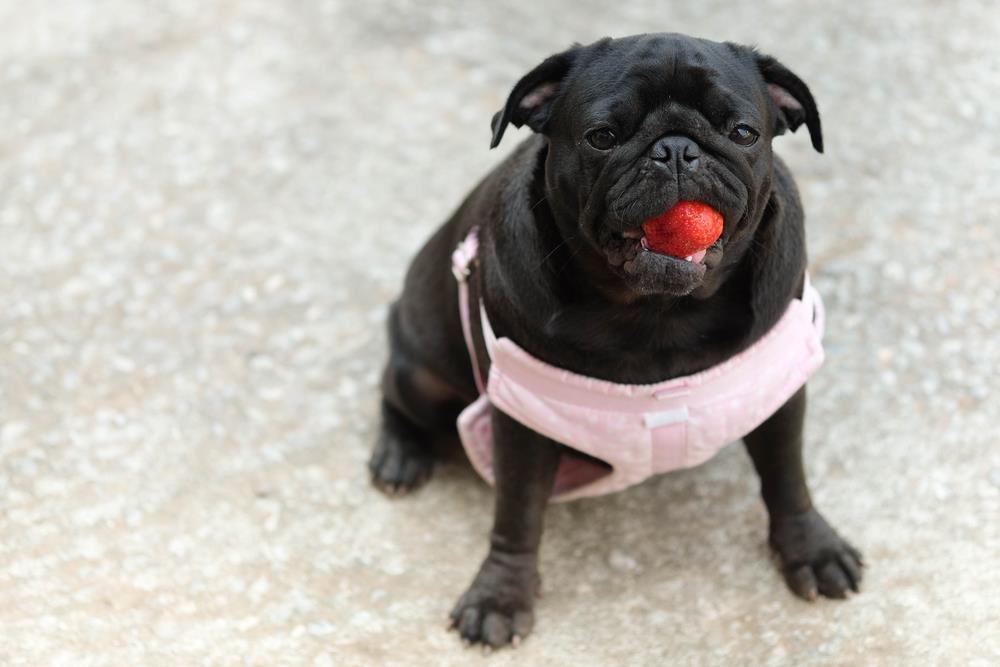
[{"left": 1, "top": 1, "right": 998, "bottom": 665}]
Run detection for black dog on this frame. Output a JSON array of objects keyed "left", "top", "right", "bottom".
[{"left": 370, "top": 33, "right": 862, "bottom": 649}]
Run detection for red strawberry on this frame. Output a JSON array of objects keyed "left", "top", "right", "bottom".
[{"left": 641, "top": 201, "right": 724, "bottom": 259}]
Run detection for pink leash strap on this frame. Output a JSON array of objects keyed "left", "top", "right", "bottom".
[{"left": 451, "top": 228, "right": 485, "bottom": 394}]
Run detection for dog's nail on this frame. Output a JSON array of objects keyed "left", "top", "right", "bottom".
[
  {"left": 511, "top": 635, "right": 522, "bottom": 648},
  {"left": 482, "top": 645, "right": 492, "bottom": 655}
]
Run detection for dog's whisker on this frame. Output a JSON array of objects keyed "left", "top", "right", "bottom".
[
  {"left": 554, "top": 245, "right": 583, "bottom": 277},
  {"left": 539, "top": 235, "right": 576, "bottom": 266},
  {"left": 530, "top": 186, "right": 559, "bottom": 212}
]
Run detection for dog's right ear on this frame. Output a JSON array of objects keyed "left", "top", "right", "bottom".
[{"left": 489, "top": 46, "right": 581, "bottom": 149}]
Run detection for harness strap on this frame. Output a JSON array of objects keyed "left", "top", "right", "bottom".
[
  {"left": 802, "top": 272, "right": 825, "bottom": 339},
  {"left": 451, "top": 228, "right": 484, "bottom": 394},
  {"left": 451, "top": 225, "right": 822, "bottom": 396}
]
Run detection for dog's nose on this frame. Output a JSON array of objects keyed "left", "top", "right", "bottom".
[{"left": 650, "top": 135, "right": 701, "bottom": 172}]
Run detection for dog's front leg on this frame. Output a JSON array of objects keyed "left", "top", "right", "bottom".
[
  {"left": 449, "top": 409, "right": 561, "bottom": 649},
  {"left": 744, "top": 386, "right": 864, "bottom": 600}
]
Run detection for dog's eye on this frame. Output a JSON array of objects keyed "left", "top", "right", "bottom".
[
  {"left": 586, "top": 128, "right": 618, "bottom": 151},
  {"left": 728, "top": 125, "right": 759, "bottom": 146}
]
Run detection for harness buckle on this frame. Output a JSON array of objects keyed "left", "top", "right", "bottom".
[{"left": 452, "top": 263, "right": 470, "bottom": 283}]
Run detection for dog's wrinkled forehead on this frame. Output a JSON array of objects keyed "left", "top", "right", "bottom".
[
  {"left": 560, "top": 34, "right": 765, "bottom": 128},
  {"left": 489, "top": 33, "right": 822, "bottom": 153}
]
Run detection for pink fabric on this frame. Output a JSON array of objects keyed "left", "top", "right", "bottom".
[
  {"left": 452, "top": 230, "right": 825, "bottom": 502},
  {"left": 451, "top": 229, "right": 484, "bottom": 393}
]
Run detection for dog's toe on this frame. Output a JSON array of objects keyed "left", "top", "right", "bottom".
[
  {"left": 816, "top": 559, "right": 851, "bottom": 599},
  {"left": 838, "top": 551, "right": 863, "bottom": 591},
  {"left": 368, "top": 430, "right": 433, "bottom": 496},
  {"left": 784, "top": 564, "right": 818, "bottom": 601},
  {"left": 457, "top": 607, "right": 481, "bottom": 642},
  {"left": 481, "top": 612, "right": 513, "bottom": 647}
]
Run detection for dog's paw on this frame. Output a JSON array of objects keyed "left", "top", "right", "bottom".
[
  {"left": 448, "top": 554, "right": 539, "bottom": 649},
  {"left": 368, "top": 427, "right": 433, "bottom": 496},
  {"left": 769, "top": 508, "right": 864, "bottom": 601}
]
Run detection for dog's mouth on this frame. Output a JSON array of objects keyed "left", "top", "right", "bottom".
[{"left": 603, "top": 227, "right": 724, "bottom": 296}]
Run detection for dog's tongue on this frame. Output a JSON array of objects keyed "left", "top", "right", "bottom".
[
  {"left": 687, "top": 248, "right": 708, "bottom": 263},
  {"left": 641, "top": 201, "right": 723, "bottom": 259}
]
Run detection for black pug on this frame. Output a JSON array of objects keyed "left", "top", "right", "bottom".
[{"left": 370, "top": 33, "right": 863, "bottom": 649}]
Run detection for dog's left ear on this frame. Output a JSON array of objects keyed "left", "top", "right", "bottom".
[
  {"left": 489, "top": 45, "right": 582, "bottom": 148},
  {"left": 756, "top": 55, "right": 823, "bottom": 153}
]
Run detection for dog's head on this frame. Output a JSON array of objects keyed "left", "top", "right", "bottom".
[{"left": 490, "top": 34, "right": 822, "bottom": 298}]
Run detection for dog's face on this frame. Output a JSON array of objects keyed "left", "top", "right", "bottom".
[{"left": 490, "top": 34, "right": 822, "bottom": 298}]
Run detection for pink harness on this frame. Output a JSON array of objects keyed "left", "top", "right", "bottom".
[{"left": 452, "top": 229, "right": 825, "bottom": 502}]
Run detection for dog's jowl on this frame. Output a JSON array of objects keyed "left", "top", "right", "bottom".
[{"left": 369, "top": 33, "right": 863, "bottom": 649}]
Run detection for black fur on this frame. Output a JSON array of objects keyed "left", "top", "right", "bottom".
[{"left": 370, "top": 33, "right": 862, "bottom": 648}]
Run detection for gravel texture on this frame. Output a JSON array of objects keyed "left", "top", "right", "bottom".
[{"left": 1, "top": 1, "right": 998, "bottom": 665}]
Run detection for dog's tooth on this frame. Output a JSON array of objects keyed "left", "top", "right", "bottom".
[{"left": 684, "top": 255, "right": 693, "bottom": 262}]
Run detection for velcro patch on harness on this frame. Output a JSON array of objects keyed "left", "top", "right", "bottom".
[{"left": 643, "top": 407, "right": 690, "bottom": 429}]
